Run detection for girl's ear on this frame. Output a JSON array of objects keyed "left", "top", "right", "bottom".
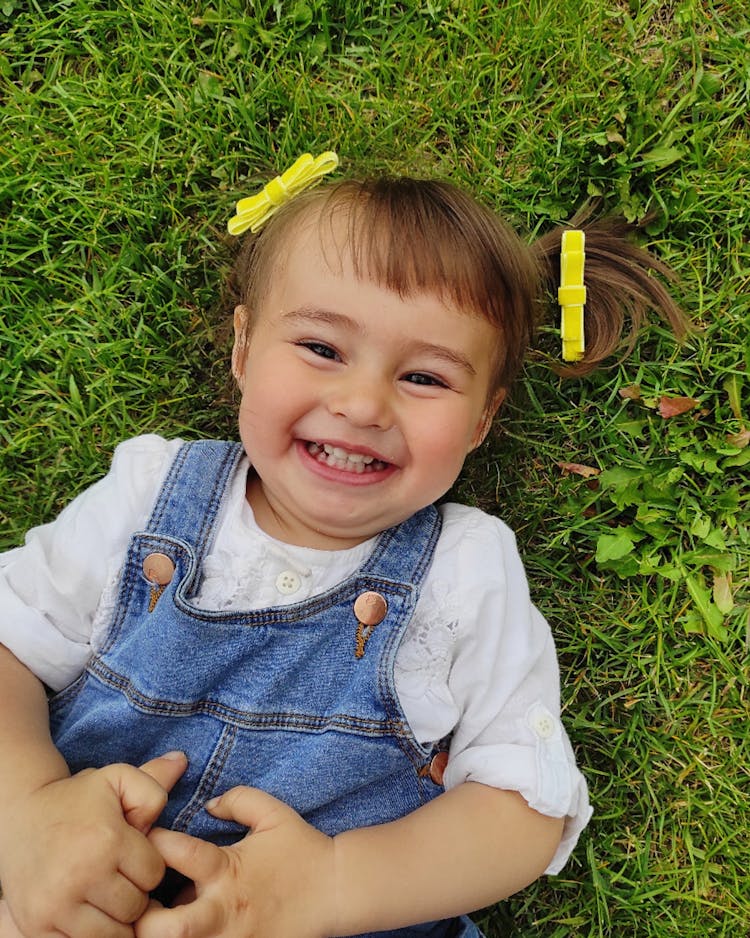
[
  {"left": 470, "top": 389, "right": 506, "bottom": 450},
  {"left": 232, "top": 305, "right": 250, "bottom": 387}
]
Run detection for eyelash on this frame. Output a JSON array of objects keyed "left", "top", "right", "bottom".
[
  {"left": 297, "top": 342, "right": 450, "bottom": 390},
  {"left": 403, "top": 373, "right": 448, "bottom": 389},
  {"left": 298, "top": 340, "right": 340, "bottom": 360}
]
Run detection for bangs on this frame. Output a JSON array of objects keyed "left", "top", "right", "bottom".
[{"left": 319, "top": 179, "right": 533, "bottom": 334}]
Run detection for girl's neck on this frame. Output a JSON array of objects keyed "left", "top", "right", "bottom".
[{"left": 245, "top": 471, "right": 378, "bottom": 551}]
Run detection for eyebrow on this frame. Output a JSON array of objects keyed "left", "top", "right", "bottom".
[
  {"left": 283, "top": 306, "right": 362, "bottom": 333},
  {"left": 282, "top": 306, "right": 477, "bottom": 376}
]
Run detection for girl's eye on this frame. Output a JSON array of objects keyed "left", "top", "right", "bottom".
[
  {"left": 299, "top": 341, "right": 339, "bottom": 361},
  {"left": 403, "top": 372, "right": 448, "bottom": 388}
]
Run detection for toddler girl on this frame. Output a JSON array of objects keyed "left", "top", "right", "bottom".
[{"left": 0, "top": 156, "right": 686, "bottom": 938}]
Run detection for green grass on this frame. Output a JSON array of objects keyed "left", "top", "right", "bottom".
[{"left": 1, "top": 0, "right": 748, "bottom": 934}]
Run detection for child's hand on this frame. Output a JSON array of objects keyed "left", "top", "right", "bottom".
[
  {"left": 135, "top": 787, "right": 337, "bottom": 938},
  {"left": 0, "top": 752, "right": 187, "bottom": 938}
]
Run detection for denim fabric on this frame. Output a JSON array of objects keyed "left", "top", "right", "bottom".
[{"left": 49, "top": 441, "right": 482, "bottom": 938}]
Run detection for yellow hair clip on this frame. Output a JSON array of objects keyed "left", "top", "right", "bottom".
[
  {"left": 558, "top": 229, "right": 586, "bottom": 362},
  {"left": 228, "top": 151, "right": 339, "bottom": 236}
]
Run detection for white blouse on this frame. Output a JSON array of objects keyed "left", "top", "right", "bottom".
[{"left": 0, "top": 435, "right": 591, "bottom": 873}]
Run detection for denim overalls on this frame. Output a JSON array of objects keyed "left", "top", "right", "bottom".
[{"left": 49, "top": 441, "right": 483, "bottom": 938}]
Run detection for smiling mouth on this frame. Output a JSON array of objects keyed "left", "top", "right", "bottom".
[{"left": 306, "top": 442, "right": 391, "bottom": 474}]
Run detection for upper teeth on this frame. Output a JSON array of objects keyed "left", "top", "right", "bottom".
[
  {"left": 322, "top": 444, "right": 373, "bottom": 464},
  {"left": 306, "top": 441, "right": 386, "bottom": 472}
]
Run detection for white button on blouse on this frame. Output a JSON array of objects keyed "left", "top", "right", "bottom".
[{"left": 275, "top": 570, "right": 302, "bottom": 595}]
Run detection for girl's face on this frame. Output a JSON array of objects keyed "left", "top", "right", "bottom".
[{"left": 232, "top": 221, "right": 502, "bottom": 549}]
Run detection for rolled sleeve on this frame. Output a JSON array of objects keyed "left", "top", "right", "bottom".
[
  {"left": 436, "top": 508, "right": 592, "bottom": 874},
  {"left": 443, "top": 713, "right": 591, "bottom": 874}
]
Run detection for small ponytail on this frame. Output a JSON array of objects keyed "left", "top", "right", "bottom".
[{"left": 532, "top": 209, "right": 690, "bottom": 375}]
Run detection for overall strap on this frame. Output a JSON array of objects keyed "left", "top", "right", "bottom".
[
  {"left": 146, "top": 439, "right": 245, "bottom": 561},
  {"left": 359, "top": 504, "right": 442, "bottom": 591}
]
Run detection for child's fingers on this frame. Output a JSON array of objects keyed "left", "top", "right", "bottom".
[
  {"left": 0, "top": 900, "right": 28, "bottom": 938},
  {"left": 147, "top": 827, "right": 227, "bottom": 885},
  {"left": 135, "top": 832, "right": 228, "bottom": 938},
  {"left": 134, "top": 896, "right": 221, "bottom": 938},
  {"left": 117, "top": 821, "right": 168, "bottom": 892},
  {"left": 103, "top": 756, "right": 186, "bottom": 833},
  {"left": 138, "top": 751, "right": 188, "bottom": 795},
  {"left": 86, "top": 871, "right": 150, "bottom": 925},
  {"left": 59, "top": 900, "right": 134, "bottom": 938},
  {"left": 205, "top": 785, "right": 293, "bottom": 830}
]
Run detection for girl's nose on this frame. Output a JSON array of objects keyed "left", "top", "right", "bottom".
[{"left": 327, "top": 373, "right": 393, "bottom": 430}]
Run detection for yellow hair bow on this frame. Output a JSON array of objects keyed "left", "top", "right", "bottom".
[
  {"left": 558, "top": 229, "right": 586, "bottom": 362},
  {"left": 228, "top": 151, "right": 339, "bottom": 236}
]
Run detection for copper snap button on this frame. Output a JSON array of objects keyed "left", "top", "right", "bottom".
[
  {"left": 428, "top": 751, "right": 449, "bottom": 786},
  {"left": 353, "top": 591, "right": 388, "bottom": 626},
  {"left": 353, "top": 591, "right": 388, "bottom": 659},
  {"left": 142, "top": 552, "right": 175, "bottom": 586}
]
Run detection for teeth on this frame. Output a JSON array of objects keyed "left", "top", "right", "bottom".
[
  {"left": 306, "top": 441, "right": 387, "bottom": 473},
  {"left": 322, "top": 443, "right": 376, "bottom": 464}
]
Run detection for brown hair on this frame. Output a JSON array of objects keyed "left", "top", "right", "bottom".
[{"left": 227, "top": 177, "right": 688, "bottom": 392}]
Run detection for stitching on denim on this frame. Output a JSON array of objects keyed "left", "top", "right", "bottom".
[
  {"left": 173, "top": 723, "right": 238, "bottom": 832},
  {"left": 136, "top": 534, "right": 194, "bottom": 601},
  {"left": 147, "top": 441, "right": 190, "bottom": 531},
  {"left": 97, "top": 533, "right": 196, "bottom": 653},
  {"left": 377, "top": 596, "right": 435, "bottom": 779},
  {"left": 150, "top": 441, "right": 243, "bottom": 557},
  {"left": 96, "top": 439, "right": 196, "bottom": 654},
  {"left": 359, "top": 504, "right": 440, "bottom": 580},
  {"left": 99, "top": 544, "right": 140, "bottom": 654},
  {"left": 193, "top": 443, "right": 244, "bottom": 559},
  {"left": 86, "top": 658, "right": 408, "bottom": 735},
  {"left": 412, "top": 508, "right": 443, "bottom": 582},
  {"left": 48, "top": 672, "right": 86, "bottom": 711},
  {"left": 170, "top": 573, "right": 411, "bottom": 625},
  {"left": 371, "top": 509, "right": 443, "bottom": 780}
]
